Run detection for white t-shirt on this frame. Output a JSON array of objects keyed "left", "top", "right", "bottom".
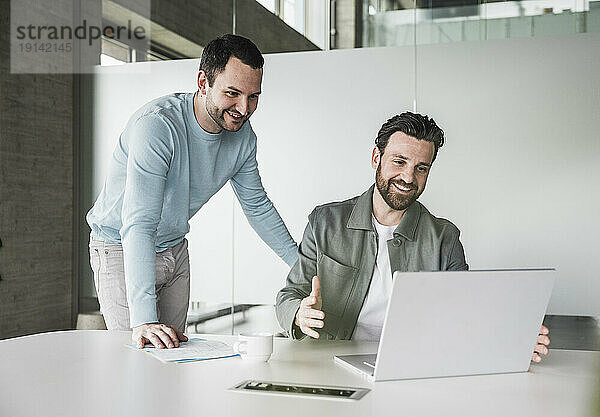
[{"left": 352, "top": 215, "right": 398, "bottom": 341}]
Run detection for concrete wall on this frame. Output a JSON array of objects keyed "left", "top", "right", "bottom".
[
  {"left": 333, "top": 0, "right": 361, "bottom": 49},
  {"left": 0, "top": 0, "right": 75, "bottom": 339}
]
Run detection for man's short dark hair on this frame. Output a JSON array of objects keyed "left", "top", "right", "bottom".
[
  {"left": 375, "top": 112, "right": 445, "bottom": 162},
  {"left": 199, "top": 34, "right": 264, "bottom": 86}
]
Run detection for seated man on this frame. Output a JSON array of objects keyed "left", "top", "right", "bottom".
[{"left": 276, "top": 112, "right": 550, "bottom": 363}]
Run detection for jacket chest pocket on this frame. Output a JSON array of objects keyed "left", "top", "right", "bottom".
[{"left": 317, "top": 253, "right": 359, "bottom": 318}]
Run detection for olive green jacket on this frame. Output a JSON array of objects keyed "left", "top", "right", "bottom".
[{"left": 275, "top": 185, "right": 468, "bottom": 340}]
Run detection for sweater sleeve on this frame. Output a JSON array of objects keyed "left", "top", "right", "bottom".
[
  {"left": 229, "top": 132, "right": 298, "bottom": 267},
  {"left": 119, "top": 115, "right": 173, "bottom": 328}
]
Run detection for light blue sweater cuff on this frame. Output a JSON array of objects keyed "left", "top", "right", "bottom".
[{"left": 129, "top": 296, "right": 158, "bottom": 328}]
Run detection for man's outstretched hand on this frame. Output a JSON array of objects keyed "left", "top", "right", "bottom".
[
  {"left": 132, "top": 323, "right": 188, "bottom": 349},
  {"left": 295, "top": 276, "right": 325, "bottom": 339}
]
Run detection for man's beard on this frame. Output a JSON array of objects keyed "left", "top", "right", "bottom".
[
  {"left": 205, "top": 93, "right": 247, "bottom": 132},
  {"left": 375, "top": 164, "right": 421, "bottom": 211}
]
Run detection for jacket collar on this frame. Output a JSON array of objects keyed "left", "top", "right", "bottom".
[
  {"left": 347, "top": 184, "right": 422, "bottom": 241},
  {"left": 346, "top": 185, "right": 375, "bottom": 231}
]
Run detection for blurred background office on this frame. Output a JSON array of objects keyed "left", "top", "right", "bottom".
[{"left": 0, "top": 0, "right": 599, "bottom": 345}]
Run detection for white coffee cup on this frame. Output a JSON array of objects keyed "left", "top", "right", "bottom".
[{"left": 233, "top": 332, "right": 273, "bottom": 363}]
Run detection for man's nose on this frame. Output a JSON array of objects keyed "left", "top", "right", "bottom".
[
  {"left": 398, "top": 167, "right": 415, "bottom": 185},
  {"left": 235, "top": 97, "right": 248, "bottom": 115}
]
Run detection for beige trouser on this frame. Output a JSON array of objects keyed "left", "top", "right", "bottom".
[{"left": 89, "top": 237, "right": 190, "bottom": 331}]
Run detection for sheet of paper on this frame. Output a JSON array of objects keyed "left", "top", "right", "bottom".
[{"left": 127, "top": 338, "right": 239, "bottom": 363}]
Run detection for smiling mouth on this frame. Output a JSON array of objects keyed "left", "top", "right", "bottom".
[
  {"left": 391, "top": 182, "right": 415, "bottom": 193},
  {"left": 226, "top": 110, "right": 244, "bottom": 121}
]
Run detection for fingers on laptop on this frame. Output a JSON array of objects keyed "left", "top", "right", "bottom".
[
  {"left": 537, "top": 334, "right": 550, "bottom": 347},
  {"left": 532, "top": 329, "right": 550, "bottom": 362},
  {"left": 531, "top": 344, "right": 548, "bottom": 362},
  {"left": 534, "top": 343, "right": 548, "bottom": 355}
]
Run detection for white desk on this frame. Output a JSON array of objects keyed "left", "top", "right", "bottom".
[{"left": 0, "top": 330, "right": 598, "bottom": 417}]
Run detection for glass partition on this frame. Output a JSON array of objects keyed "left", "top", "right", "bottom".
[{"left": 361, "top": 0, "right": 599, "bottom": 48}]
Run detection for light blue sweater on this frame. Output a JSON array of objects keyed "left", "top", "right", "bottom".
[{"left": 87, "top": 92, "right": 298, "bottom": 327}]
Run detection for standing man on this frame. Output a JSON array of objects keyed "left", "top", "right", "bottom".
[
  {"left": 88, "top": 35, "right": 297, "bottom": 349},
  {"left": 276, "top": 112, "right": 550, "bottom": 362}
]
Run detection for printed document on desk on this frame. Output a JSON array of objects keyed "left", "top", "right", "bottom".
[{"left": 127, "top": 338, "right": 239, "bottom": 363}]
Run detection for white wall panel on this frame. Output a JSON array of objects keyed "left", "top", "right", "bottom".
[
  {"left": 235, "top": 47, "right": 414, "bottom": 303},
  {"left": 416, "top": 35, "right": 600, "bottom": 315}
]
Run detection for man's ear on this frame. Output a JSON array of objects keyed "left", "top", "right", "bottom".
[
  {"left": 197, "top": 71, "right": 208, "bottom": 95},
  {"left": 371, "top": 147, "right": 381, "bottom": 169}
]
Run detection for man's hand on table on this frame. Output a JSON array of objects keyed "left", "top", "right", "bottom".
[
  {"left": 532, "top": 325, "right": 550, "bottom": 363},
  {"left": 132, "top": 323, "right": 188, "bottom": 349},
  {"left": 295, "top": 276, "right": 325, "bottom": 339}
]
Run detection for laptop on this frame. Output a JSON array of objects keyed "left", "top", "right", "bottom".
[{"left": 334, "top": 269, "right": 555, "bottom": 381}]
